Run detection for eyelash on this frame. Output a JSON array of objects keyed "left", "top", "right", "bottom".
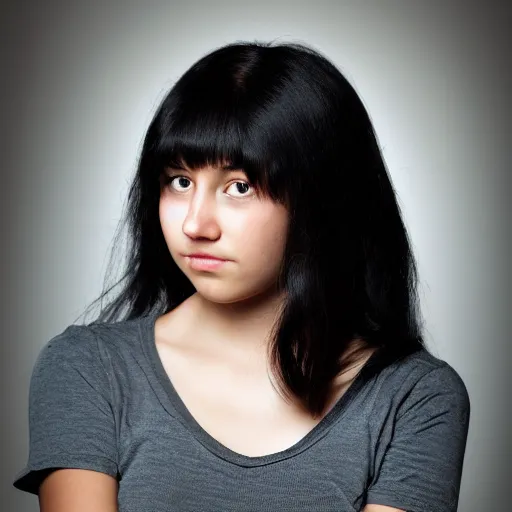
[{"left": 163, "top": 175, "right": 254, "bottom": 197}]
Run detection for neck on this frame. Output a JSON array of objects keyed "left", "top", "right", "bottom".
[{"left": 181, "top": 287, "right": 286, "bottom": 357}]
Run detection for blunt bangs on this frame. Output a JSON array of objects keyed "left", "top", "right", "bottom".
[{"left": 152, "top": 96, "right": 296, "bottom": 205}]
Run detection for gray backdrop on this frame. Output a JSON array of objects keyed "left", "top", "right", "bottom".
[{"left": 2, "top": 1, "right": 510, "bottom": 510}]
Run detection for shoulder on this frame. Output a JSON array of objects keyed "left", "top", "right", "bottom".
[
  {"left": 33, "top": 314, "right": 152, "bottom": 376},
  {"left": 371, "top": 348, "right": 470, "bottom": 419},
  {"left": 85, "top": 314, "right": 151, "bottom": 352},
  {"left": 400, "top": 349, "right": 468, "bottom": 399},
  {"left": 33, "top": 323, "right": 100, "bottom": 371}
]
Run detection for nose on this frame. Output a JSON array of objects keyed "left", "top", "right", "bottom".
[{"left": 182, "top": 192, "right": 221, "bottom": 241}]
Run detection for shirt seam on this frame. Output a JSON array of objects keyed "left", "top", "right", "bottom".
[
  {"left": 366, "top": 488, "right": 448, "bottom": 512},
  {"left": 23, "top": 452, "right": 118, "bottom": 469}
]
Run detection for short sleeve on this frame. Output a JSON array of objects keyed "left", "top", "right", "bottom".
[
  {"left": 12, "top": 325, "right": 119, "bottom": 495},
  {"left": 366, "top": 363, "right": 470, "bottom": 512}
]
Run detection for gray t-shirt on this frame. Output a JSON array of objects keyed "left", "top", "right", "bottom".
[{"left": 13, "top": 313, "right": 470, "bottom": 511}]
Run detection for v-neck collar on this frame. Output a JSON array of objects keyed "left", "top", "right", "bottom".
[{"left": 139, "top": 311, "right": 382, "bottom": 468}]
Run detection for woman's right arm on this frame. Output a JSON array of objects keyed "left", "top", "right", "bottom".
[
  {"left": 39, "top": 469, "right": 118, "bottom": 512},
  {"left": 13, "top": 326, "right": 120, "bottom": 505}
]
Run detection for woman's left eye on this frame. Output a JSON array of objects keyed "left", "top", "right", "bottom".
[{"left": 226, "top": 181, "right": 254, "bottom": 197}]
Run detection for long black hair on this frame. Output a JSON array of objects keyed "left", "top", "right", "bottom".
[{"left": 82, "top": 39, "right": 426, "bottom": 417}]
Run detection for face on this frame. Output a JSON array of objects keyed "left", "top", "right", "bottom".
[{"left": 159, "top": 162, "right": 289, "bottom": 304}]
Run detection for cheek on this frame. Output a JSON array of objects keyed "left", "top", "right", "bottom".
[
  {"left": 159, "top": 201, "right": 187, "bottom": 245},
  {"left": 235, "top": 207, "right": 288, "bottom": 264},
  {"left": 159, "top": 201, "right": 186, "bottom": 229}
]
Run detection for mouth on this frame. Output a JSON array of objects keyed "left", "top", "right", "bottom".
[
  {"left": 182, "top": 253, "right": 230, "bottom": 271},
  {"left": 186, "top": 253, "right": 227, "bottom": 261}
]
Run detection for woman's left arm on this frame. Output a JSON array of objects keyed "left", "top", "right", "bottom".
[{"left": 364, "top": 363, "right": 470, "bottom": 512}]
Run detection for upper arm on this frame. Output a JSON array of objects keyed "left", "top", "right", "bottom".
[
  {"left": 12, "top": 326, "right": 119, "bottom": 497},
  {"left": 39, "top": 469, "right": 118, "bottom": 512},
  {"left": 365, "top": 364, "right": 470, "bottom": 512}
]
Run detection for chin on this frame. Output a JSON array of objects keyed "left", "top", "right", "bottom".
[
  {"left": 195, "top": 288, "right": 254, "bottom": 305},
  {"left": 192, "top": 280, "right": 276, "bottom": 305}
]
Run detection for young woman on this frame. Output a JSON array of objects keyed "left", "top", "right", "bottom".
[{"left": 13, "top": 40, "right": 470, "bottom": 512}]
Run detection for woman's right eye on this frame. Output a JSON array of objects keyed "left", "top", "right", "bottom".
[{"left": 168, "top": 176, "right": 191, "bottom": 191}]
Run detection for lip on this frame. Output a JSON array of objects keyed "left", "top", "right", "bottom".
[
  {"left": 184, "top": 254, "right": 229, "bottom": 271},
  {"left": 185, "top": 252, "right": 228, "bottom": 261}
]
